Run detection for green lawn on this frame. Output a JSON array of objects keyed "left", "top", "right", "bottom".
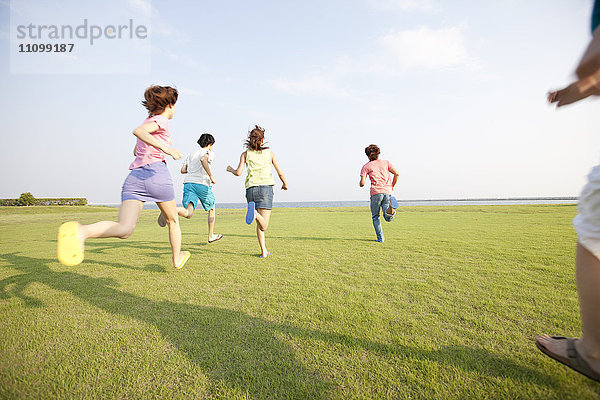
[{"left": 0, "top": 204, "right": 596, "bottom": 399}]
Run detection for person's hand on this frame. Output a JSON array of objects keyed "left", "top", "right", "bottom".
[
  {"left": 226, "top": 166, "right": 234, "bottom": 173},
  {"left": 165, "top": 147, "right": 183, "bottom": 160},
  {"left": 211, "top": 177, "right": 217, "bottom": 184},
  {"left": 281, "top": 183, "right": 288, "bottom": 191},
  {"left": 548, "top": 80, "right": 596, "bottom": 107}
]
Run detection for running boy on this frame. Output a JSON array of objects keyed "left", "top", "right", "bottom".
[
  {"left": 226, "top": 125, "right": 288, "bottom": 258},
  {"left": 159, "top": 133, "right": 222, "bottom": 243},
  {"left": 57, "top": 85, "right": 190, "bottom": 269},
  {"left": 360, "top": 144, "right": 400, "bottom": 243}
]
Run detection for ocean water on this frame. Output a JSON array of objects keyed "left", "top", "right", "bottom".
[{"left": 93, "top": 198, "right": 578, "bottom": 210}]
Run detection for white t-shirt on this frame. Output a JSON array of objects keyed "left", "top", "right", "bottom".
[{"left": 183, "top": 148, "right": 215, "bottom": 186}]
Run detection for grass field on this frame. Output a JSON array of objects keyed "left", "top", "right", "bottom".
[{"left": 0, "top": 204, "right": 597, "bottom": 399}]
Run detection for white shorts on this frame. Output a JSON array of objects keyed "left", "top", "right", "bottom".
[{"left": 574, "top": 164, "right": 600, "bottom": 259}]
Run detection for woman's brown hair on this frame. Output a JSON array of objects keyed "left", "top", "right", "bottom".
[
  {"left": 365, "top": 144, "right": 380, "bottom": 161},
  {"left": 142, "top": 85, "right": 178, "bottom": 116},
  {"left": 245, "top": 125, "right": 269, "bottom": 151}
]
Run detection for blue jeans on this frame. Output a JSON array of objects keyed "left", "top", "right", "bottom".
[{"left": 370, "top": 193, "right": 394, "bottom": 242}]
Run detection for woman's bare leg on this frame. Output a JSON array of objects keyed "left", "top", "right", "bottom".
[
  {"left": 80, "top": 200, "right": 143, "bottom": 241},
  {"left": 157, "top": 200, "right": 188, "bottom": 268},
  {"left": 255, "top": 209, "right": 271, "bottom": 257}
]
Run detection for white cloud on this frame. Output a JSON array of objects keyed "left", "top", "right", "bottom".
[
  {"left": 367, "top": 0, "right": 440, "bottom": 12},
  {"left": 267, "top": 25, "right": 484, "bottom": 98},
  {"left": 378, "top": 26, "right": 480, "bottom": 71}
]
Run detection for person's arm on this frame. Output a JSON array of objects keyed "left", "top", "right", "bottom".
[
  {"left": 271, "top": 152, "right": 288, "bottom": 190},
  {"left": 132, "top": 122, "right": 182, "bottom": 160},
  {"left": 549, "top": 25, "right": 600, "bottom": 107},
  {"left": 133, "top": 144, "right": 137, "bottom": 156},
  {"left": 576, "top": 26, "right": 600, "bottom": 79},
  {"left": 201, "top": 154, "right": 216, "bottom": 184},
  {"left": 226, "top": 152, "right": 246, "bottom": 176},
  {"left": 390, "top": 166, "right": 399, "bottom": 189},
  {"left": 359, "top": 175, "right": 367, "bottom": 187}
]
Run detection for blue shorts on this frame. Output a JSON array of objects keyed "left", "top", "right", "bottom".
[
  {"left": 182, "top": 182, "right": 215, "bottom": 211},
  {"left": 245, "top": 185, "right": 274, "bottom": 210},
  {"left": 121, "top": 161, "right": 175, "bottom": 203}
]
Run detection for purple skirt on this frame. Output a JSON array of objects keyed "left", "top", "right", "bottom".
[{"left": 121, "top": 161, "right": 175, "bottom": 203}]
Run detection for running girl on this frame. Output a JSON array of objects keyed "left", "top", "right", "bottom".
[
  {"left": 226, "top": 125, "right": 288, "bottom": 258},
  {"left": 57, "top": 85, "right": 191, "bottom": 269}
]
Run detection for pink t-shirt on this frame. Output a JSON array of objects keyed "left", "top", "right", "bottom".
[
  {"left": 360, "top": 159, "right": 395, "bottom": 195},
  {"left": 129, "top": 115, "right": 172, "bottom": 170}
]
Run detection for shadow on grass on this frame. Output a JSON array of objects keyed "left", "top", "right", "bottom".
[
  {"left": 84, "top": 239, "right": 260, "bottom": 258},
  {"left": 0, "top": 252, "right": 565, "bottom": 397},
  {"left": 223, "top": 233, "right": 375, "bottom": 243}
]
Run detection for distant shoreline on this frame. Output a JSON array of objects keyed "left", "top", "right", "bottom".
[{"left": 91, "top": 197, "right": 578, "bottom": 210}]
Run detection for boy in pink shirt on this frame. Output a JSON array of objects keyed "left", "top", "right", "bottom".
[{"left": 360, "top": 144, "right": 400, "bottom": 242}]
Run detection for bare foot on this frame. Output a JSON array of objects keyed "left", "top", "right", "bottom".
[
  {"left": 157, "top": 212, "right": 166, "bottom": 227},
  {"left": 536, "top": 334, "right": 600, "bottom": 373}
]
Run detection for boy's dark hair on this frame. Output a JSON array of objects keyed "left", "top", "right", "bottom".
[
  {"left": 142, "top": 85, "right": 178, "bottom": 116},
  {"left": 197, "top": 133, "right": 215, "bottom": 148},
  {"left": 245, "top": 125, "right": 269, "bottom": 151},
  {"left": 365, "top": 144, "right": 380, "bottom": 161}
]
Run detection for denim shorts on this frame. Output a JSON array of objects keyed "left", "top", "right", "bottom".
[
  {"left": 121, "top": 161, "right": 175, "bottom": 203},
  {"left": 245, "top": 185, "right": 274, "bottom": 210}
]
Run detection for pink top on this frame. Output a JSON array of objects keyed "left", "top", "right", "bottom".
[
  {"left": 360, "top": 159, "right": 395, "bottom": 195},
  {"left": 129, "top": 115, "right": 171, "bottom": 170}
]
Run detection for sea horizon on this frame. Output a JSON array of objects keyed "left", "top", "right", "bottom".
[{"left": 91, "top": 197, "right": 579, "bottom": 210}]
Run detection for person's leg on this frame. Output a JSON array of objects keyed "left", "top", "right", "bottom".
[
  {"left": 370, "top": 194, "right": 384, "bottom": 242},
  {"left": 382, "top": 194, "right": 395, "bottom": 222},
  {"left": 200, "top": 187, "right": 219, "bottom": 241},
  {"left": 576, "top": 243, "right": 600, "bottom": 367},
  {"left": 156, "top": 199, "right": 189, "bottom": 268},
  {"left": 160, "top": 183, "right": 196, "bottom": 226},
  {"left": 159, "top": 206, "right": 192, "bottom": 226},
  {"left": 536, "top": 242, "right": 600, "bottom": 374},
  {"left": 177, "top": 203, "right": 195, "bottom": 219},
  {"left": 58, "top": 200, "right": 143, "bottom": 266},
  {"left": 255, "top": 209, "right": 271, "bottom": 257},
  {"left": 386, "top": 194, "right": 398, "bottom": 218},
  {"left": 80, "top": 200, "right": 143, "bottom": 240},
  {"left": 207, "top": 208, "right": 217, "bottom": 241}
]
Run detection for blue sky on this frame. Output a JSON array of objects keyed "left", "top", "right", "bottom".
[{"left": 0, "top": 0, "right": 598, "bottom": 204}]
